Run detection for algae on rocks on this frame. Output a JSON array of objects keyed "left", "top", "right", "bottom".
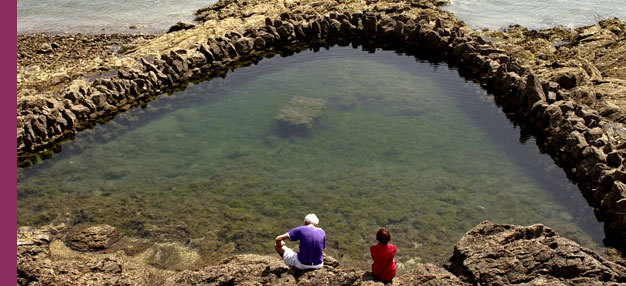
[{"left": 275, "top": 96, "right": 327, "bottom": 131}]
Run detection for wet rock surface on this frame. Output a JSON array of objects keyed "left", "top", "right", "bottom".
[{"left": 17, "top": 222, "right": 626, "bottom": 285}]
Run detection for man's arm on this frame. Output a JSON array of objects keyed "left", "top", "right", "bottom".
[
  {"left": 274, "top": 233, "right": 290, "bottom": 257},
  {"left": 275, "top": 233, "right": 290, "bottom": 242}
]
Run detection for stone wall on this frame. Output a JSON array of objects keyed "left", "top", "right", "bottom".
[{"left": 16, "top": 1, "right": 626, "bottom": 251}]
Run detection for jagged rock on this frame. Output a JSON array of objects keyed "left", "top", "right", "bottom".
[
  {"left": 555, "top": 68, "right": 585, "bottom": 89},
  {"left": 564, "top": 130, "right": 588, "bottom": 160},
  {"left": 90, "top": 92, "right": 114, "bottom": 112},
  {"left": 275, "top": 96, "right": 327, "bottom": 130},
  {"left": 17, "top": 226, "right": 53, "bottom": 285},
  {"left": 186, "top": 50, "right": 207, "bottom": 68},
  {"left": 363, "top": 15, "right": 378, "bottom": 34},
  {"left": 582, "top": 145, "right": 607, "bottom": 162},
  {"left": 277, "top": 25, "right": 293, "bottom": 41},
  {"left": 165, "top": 254, "right": 374, "bottom": 285},
  {"left": 524, "top": 73, "right": 547, "bottom": 109},
  {"left": 223, "top": 41, "right": 238, "bottom": 59},
  {"left": 396, "top": 263, "right": 467, "bottom": 285},
  {"left": 30, "top": 116, "right": 47, "bottom": 138},
  {"left": 18, "top": 221, "right": 626, "bottom": 285},
  {"left": 607, "top": 151, "right": 624, "bottom": 167},
  {"left": 36, "top": 43, "right": 54, "bottom": 54},
  {"left": 234, "top": 37, "right": 254, "bottom": 55},
  {"left": 587, "top": 126, "right": 605, "bottom": 141},
  {"left": 65, "top": 224, "right": 120, "bottom": 252},
  {"left": 254, "top": 36, "right": 266, "bottom": 49},
  {"left": 446, "top": 221, "right": 626, "bottom": 285},
  {"left": 604, "top": 181, "right": 626, "bottom": 232},
  {"left": 164, "top": 254, "right": 293, "bottom": 285},
  {"left": 18, "top": 228, "right": 156, "bottom": 285},
  {"left": 70, "top": 103, "right": 91, "bottom": 119}
]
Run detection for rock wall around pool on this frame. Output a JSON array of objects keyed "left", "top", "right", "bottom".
[
  {"left": 17, "top": 221, "right": 626, "bottom": 285},
  {"left": 16, "top": 0, "right": 626, "bottom": 252}
]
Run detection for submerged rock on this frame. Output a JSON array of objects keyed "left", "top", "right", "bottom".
[{"left": 275, "top": 96, "right": 327, "bottom": 130}]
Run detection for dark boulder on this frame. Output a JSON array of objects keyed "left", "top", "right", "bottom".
[
  {"left": 586, "top": 127, "right": 605, "bottom": 142},
  {"left": 168, "top": 21, "right": 196, "bottom": 33},
  {"left": 234, "top": 37, "right": 254, "bottom": 55},
  {"left": 556, "top": 69, "right": 584, "bottom": 89},
  {"left": 523, "top": 73, "right": 547, "bottom": 109},
  {"left": 186, "top": 50, "right": 207, "bottom": 68},
  {"left": 198, "top": 43, "right": 215, "bottom": 62},
  {"left": 30, "top": 116, "right": 48, "bottom": 138},
  {"left": 606, "top": 151, "right": 624, "bottom": 167},
  {"left": 70, "top": 103, "right": 91, "bottom": 119},
  {"left": 90, "top": 92, "right": 114, "bottom": 112},
  {"left": 363, "top": 14, "right": 378, "bottom": 34},
  {"left": 253, "top": 37, "right": 266, "bottom": 50}
]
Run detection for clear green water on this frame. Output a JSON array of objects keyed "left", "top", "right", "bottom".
[{"left": 17, "top": 47, "right": 603, "bottom": 271}]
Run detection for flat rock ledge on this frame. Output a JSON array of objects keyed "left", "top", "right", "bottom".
[
  {"left": 64, "top": 224, "right": 120, "bottom": 252},
  {"left": 17, "top": 221, "right": 626, "bottom": 285},
  {"left": 16, "top": 0, "right": 626, "bottom": 251}
]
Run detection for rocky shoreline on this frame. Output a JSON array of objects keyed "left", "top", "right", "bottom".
[
  {"left": 16, "top": 0, "right": 626, "bottom": 283},
  {"left": 17, "top": 221, "right": 626, "bottom": 285}
]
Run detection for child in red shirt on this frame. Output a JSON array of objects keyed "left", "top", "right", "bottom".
[{"left": 370, "top": 228, "right": 397, "bottom": 282}]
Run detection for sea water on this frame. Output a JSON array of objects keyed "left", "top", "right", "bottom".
[
  {"left": 17, "top": 0, "right": 217, "bottom": 34},
  {"left": 444, "top": 0, "right": 626, "bottom": 30},
  {"left": 17, "top": 47, "right": 604, "bottom": 270},
  {"left": 17, "top": 0, "right": 626, "bottom": 34}
]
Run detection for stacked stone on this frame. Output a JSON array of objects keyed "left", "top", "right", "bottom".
[{"left": 16, "top": 7, "right": 626, "bottom": 249}]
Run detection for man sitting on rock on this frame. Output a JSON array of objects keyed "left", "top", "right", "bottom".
[{"left": 274, "top": 214, "right": 326, "bottom": 270}]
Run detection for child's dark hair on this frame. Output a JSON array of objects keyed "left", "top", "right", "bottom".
[{"left": 376, "top": 228, "right": 391, "bottom": 244}]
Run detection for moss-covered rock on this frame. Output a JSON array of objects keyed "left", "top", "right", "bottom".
[{"left": 275, "top": 96, "right": 327, "bottom": 130}]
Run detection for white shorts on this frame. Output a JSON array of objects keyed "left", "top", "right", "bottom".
[{"left": 283, "top": 247, "right": 323, "bottom": 270}]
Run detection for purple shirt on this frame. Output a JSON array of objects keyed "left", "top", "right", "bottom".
[{"left": 288, "top": 225, "right": 326, "bottom": 265}]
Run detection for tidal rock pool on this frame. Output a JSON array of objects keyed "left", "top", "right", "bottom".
[{"left": 17, "top": 46, "right": 604, "bottom": 271}]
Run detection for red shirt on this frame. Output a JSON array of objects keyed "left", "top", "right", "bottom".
[{"left": 370, "top": 243, "right": 397, "bottom": 281}]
